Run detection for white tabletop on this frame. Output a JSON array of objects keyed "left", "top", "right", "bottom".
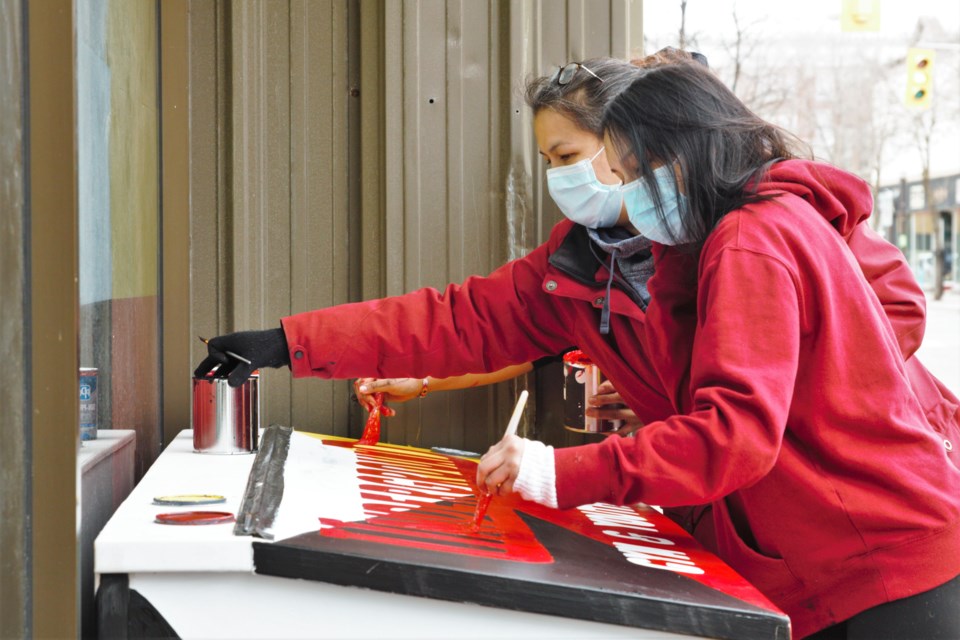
[
  {"left": 95, "top": 430, "right": 259, "bottom": 573},
  {"left": 95, "top": 428, "right": 374, "bottom": 574}
]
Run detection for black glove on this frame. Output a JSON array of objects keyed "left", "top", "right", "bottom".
[{"left": 194, "top": 328, "right": 291, "bottom": 388}]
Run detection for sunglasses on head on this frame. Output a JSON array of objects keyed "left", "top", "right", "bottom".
[{"left": 552, "top": 62, "right": 603, "bottom": 86}]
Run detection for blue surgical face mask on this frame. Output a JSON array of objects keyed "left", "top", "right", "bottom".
[
  {"left": 546, "top": 147, "right": 623, "bottom": 229},
  {"left": 622, "top": 163, "right": 691, "bottom": 245}
]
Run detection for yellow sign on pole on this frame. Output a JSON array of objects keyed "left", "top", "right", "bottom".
[
  {"left": 841, "top": 0, "right": 880, "bottom": 32},
  {"left": 905, "top": 48, "right": 935, "bottom": 110}
]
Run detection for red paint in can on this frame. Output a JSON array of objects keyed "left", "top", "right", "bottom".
[
  {"left": 562, "top": 350, "right": 622, "bottom": 433},
  {"left": 191, "top": 370, "right": 260, "bottom": 454}
]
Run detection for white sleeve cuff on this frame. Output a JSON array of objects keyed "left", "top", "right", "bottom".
[{"left": 513, "top": 438, "right": 558, "bottom": 508}]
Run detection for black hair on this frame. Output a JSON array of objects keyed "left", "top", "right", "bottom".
[
  {"left": 602, "top": 60, "right": 810, "bottom": 247},
  {"left": 524, "top": 57, "right": 642, "bottom": 136},
  {"left": 524, "top": 50, "right": 710, "bottom": 137}
]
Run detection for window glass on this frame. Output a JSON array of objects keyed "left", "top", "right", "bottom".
[{"left": 77, "top": 0, "right": 161, "bottom": 479}]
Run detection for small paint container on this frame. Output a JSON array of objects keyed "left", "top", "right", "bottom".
[
  {"left": 79, "top": 368, "right": 98, "bottom": 441},
  {"left": 192, "top": 371, "right": 259, "bottom": 454},
  {"left": 562, "top": 350, "right": 622, "bottom": 434},
  {"left": 155, "top": 511, "right": 235, "bottom": 525}
]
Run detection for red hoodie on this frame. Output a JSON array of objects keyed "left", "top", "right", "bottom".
[
  {"left": 282, "top": 160, "right": 960, "bottom": 638},
  {"left": 757, "top": 161, "right": 959, "bottom": 470}
]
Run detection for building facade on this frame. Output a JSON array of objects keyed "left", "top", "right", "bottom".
[{"left": 877, "top": 173, "right": 959, "bottom": 291}]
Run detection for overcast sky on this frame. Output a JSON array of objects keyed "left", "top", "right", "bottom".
[
  {"left": 642, "top": 0, "right": 960, "bottom": 180},
  {"left": 643, "top": 0, "right": 960, "bottom": 40}
]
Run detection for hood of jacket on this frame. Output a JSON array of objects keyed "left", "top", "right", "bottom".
[{"left": 759, "top": 159, "right": 873, "bottom": 240}]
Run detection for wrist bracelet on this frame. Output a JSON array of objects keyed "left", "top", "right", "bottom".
[{"left": 419, "top": 377, "right": 429, "bottom": 398}]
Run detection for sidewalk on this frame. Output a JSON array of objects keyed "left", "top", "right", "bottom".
[{"left": 915, "top": 288, "right": 960, "bottom": 395}]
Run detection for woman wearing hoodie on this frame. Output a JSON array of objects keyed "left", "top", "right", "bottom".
[
  {"left": 479, "top": 60, "right": 960, "bottom": 638},
  {"left": 196, "top": 56, "right": 959, "bottom": 638}
]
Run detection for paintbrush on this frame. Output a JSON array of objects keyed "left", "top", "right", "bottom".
[
  {"left": 197, "top": 336, "right": 253, "bottom": 365},
  {"left": 470, "top": 390, "right": 529, "bottom": 531}
]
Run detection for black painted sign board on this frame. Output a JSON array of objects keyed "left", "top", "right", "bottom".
[{"left": 253, "top": 435, "right": 790, "bottom": 640}]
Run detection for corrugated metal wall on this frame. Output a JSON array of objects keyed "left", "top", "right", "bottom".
[
  {"left": 189, "top": 0, "right": 361, "bottom": 436},
  {"left": 187, "top": 0, "right": 641, "bottom": 448},
  {"left": 379, "top": 1, "right": 515, "bottom": 450}
]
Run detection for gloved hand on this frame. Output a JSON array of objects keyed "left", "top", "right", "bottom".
[{"left": 194, "top": 328, "right": 290, "bottom": 387}]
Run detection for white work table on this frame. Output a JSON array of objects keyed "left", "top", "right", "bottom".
[
  {"left": 94, "top": 429, "right": 785, "bottom": 639},
  {"left": 95, "top": 430, "right": 256, "bottom": 574}
]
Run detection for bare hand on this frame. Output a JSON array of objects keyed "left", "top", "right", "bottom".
[
  {"left": 586, "top": 379, "right": 644, "bottom": 436},
  {"left": 354, "top": 377, "right": 422, "bottom": 412},
  {"left": 476, "top": 434, "right": 525, "bottom": 496}
]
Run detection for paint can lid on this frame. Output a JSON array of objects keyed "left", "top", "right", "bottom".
[{"left": 154, "top": 511, "right": 235, "bottom": 525}]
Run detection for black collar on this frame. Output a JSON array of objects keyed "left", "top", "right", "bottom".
[{"left": 547, "top": 225, "right": 647, "bottom": 308}]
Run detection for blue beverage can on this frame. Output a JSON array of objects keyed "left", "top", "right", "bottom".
[{"left": 79, "top": 368, "right": 98, "bottom": 441}]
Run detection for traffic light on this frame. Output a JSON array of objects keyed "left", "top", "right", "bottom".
[
  {"left": 905, "top": 48, "right": 935, "bottom": 110},
  {"left": 841, "top": 0, "right": 880, "bottom": 32}
]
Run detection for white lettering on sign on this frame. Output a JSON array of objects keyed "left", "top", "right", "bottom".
[
  {"left": 578, "top": 503, "right": 659, "bottom": 531},
  {"left": 579, "top": 503, "right": 705, "bottom": 576},
  {"left": 602, "top": 530, "right": 673, "bottom": 545},
  {"left": 613, "top": 542, "right": 704, "bottom": 575}
]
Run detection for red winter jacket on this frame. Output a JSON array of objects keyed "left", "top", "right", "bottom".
[
  {"left": 764, "top": 162, "right": 959, "bottom": 464},
  {"left": 282, "top": 160, "right": 960, "bottom": 638}
]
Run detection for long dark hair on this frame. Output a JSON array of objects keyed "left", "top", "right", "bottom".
[{"left": 602, "top": 61, "right": 810, "bottom": 246}]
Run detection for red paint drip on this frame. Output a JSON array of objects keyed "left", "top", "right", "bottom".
[{"left": 358, "top": 392, "right": 395, "bottom": 446}]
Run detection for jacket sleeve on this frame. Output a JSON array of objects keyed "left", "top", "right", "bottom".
[
  {"left": 848, "top": 222, "right": 926, "bottom": 359},
  {"left": 555, "top": 248, "right": 799, "bottom": 508},
  {"left": 280, "top": 241, "right": 575, "bottom": 380}
]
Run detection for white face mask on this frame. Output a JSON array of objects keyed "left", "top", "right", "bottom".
[
  {"left": 546, "top": 147, "right": 623, "bottom": 229},
  {"left": 622, "top": 163, "right": 691, "bottom": 245}
]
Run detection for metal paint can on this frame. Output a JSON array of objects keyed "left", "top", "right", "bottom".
[
  {"left": 562, "top": 350, "right": 622, "bottom": 434},
  {"left": 192, "top": 371, "right": 259, "bottom": 454},
  {"left": 79, "top": 368, "right": 99, "bottom": 441}
]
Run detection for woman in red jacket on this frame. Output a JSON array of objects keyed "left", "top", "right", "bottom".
[
  {"left": 196, "top": 57, "right": 959, "bottom": 638},
  {"left": 479, "top": 60, "right": 960, "bottom": 638}
]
